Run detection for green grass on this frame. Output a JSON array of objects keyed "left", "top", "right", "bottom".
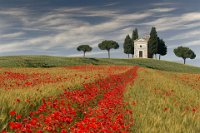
[{"left": 0, "top": 55, "right": 199, "bottom": 73}]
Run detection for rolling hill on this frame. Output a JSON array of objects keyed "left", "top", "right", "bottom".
[{"left": 0, "top": 55, "right": 200, "bottom": 73}]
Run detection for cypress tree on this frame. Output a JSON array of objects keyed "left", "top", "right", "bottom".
[
  {"left": 123, "top": 35, "right": 133, "bottom": 58},
  {"left": 132, "top": 28, "right": 139, "bottom": 41},
  {"left": 131, "top": 28, "right": 139, "bottom": 57},
  {"left": 148, "top": 27, "right": 158, "bottom": 58},
  {"left": 157, "top": 37, "right": 167, "bottom": 60}
]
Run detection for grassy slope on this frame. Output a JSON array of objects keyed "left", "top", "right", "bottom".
[{"left": 0, "top": 55, "right": 200, "bottom": 73}]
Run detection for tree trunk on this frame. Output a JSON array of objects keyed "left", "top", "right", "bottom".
[
  {"left": 159, "top": 55, "right": 161, "bottom": 60},
  {"left": 128, "top": 54, "right": 129, "bottom": 58},
  {"left": 83, "top": 51, "right": 85, "bottom": 57},
  {"left": 132, "top": 54, "right": 134, "bottom": 58},
  {"left": 108, "top": 50, "right": 110, "bottom": 58},
  {"left": 184, "top": 58, "right": 186, "bottom": 64},
  {"left": 148, "top": 53, "right": 153, "bottom": 58},
  {"left": 155, "top": 54, "right": 157, "bottom": 59}
]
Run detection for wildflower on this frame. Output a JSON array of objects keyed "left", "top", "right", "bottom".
[
  {"left": 61, "top": 129, "right": 67, "bottom": 133},
  {"left": 132, "top": 101, "right": 137, "bottom": 106},
  {"left": 16, "top": 115, "right": 21, "bottom": 120},
  {"left": 10, "top": 111, "right": 16, "bottom": 116},
  {"left": 164, "top": 107, "right": 169, "bottom": 111},
  {"left": 16, "top": 98, "right": 20, "bottom": 103},
  {"left": 192, "top": 108, "right": 197, "bottom": 113}
]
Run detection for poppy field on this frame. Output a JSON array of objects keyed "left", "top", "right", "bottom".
[
  {"left": 0, "top": 65, "right": 200, "bottom": 132},
  {"left": 0, "top": 65, "right": 137, "bottom": 132}
]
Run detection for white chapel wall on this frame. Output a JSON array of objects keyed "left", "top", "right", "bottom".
[{"left": 134, "top": 39, "right": 148, "bottom": 58}]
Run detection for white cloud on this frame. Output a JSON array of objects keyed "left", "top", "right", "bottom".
[
  {"left": 0, "top": 32, "right": 24, "bottom": 39},
  {"left": 183, "top": 12, "right": 200, "bottom": 21},
  {"left": 55, "top": 7, "right": 85, "bottom": 13},
  {"left": 55, "top": 7, "right": 119, "bottom": 17},
  {"left": 0, "top": 8, "right": 30, "bottom": 25},
  {"left": 168, "top": 29, "right": 200, "bottom": 41},
  {"left": 152, "top": 2, "right": 177, "bottom": 6},
  {"left": 148, "top": 8, "right": 176, "bottom": 13},
  {"left": 141, "top": 12, "right": 200, "bottom": 31},
  {"left": 0, "top": 8, "right": 26, "bottom": 16},
  {"left": 168, "top": 39, "right": 200, "bottom": 48},
  {"left": 104, "top": 2, "right": 120, "bottom": 7},
  {"left": 183, "top": 40, "right": 200, "bottom": 47},
  {"left": 0, "top": 42, "right": 28, "bottom": 52}
]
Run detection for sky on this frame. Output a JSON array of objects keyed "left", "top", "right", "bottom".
[{"left": 0, "top": 0, "right": 200, "bottom": 66}]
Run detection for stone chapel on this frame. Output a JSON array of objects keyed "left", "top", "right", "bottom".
[{"left": 134, "top": 36, "right": 149, "bottom": 58}]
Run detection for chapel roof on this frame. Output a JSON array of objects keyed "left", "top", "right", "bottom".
[{"left": 134, "top": 35, "right": 150, "bottom": 42}]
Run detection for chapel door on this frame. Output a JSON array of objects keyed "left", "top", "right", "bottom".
[{"left": 139, "top": 51, "right": 143, "bottom": 58}]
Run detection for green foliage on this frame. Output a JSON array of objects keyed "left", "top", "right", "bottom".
[
  {"left": 123, "top": 35, "right": 133, "bottom": 58},
  {"left": 132, "top": 28, "right": 139, "bottom": 41},
  {"left": 174, "top": 46, "right": 196, "bottom": 64},
  {"left": 98, "top": 40, "right": 119, "bottom": 50},
  {"left": 77, "top": 45, "right": 92, "bottom": 57},
  {"left": 98, "top": 40, "right": 119, "bottom": 58},
  {"left": 157, "top": 37, "right": 167, "bottom": 60},
  {"left": 131, "top": 28, "right": 138, "bottom": 57},
  {"left": 148, "top": 27, "right": 158, "bottom": 58}
]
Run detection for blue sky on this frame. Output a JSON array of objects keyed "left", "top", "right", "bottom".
[{"left": 0, "top": 0, "right": 200, "bottom": 66}]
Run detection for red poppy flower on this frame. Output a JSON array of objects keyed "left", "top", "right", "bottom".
[
  {"left": 10, "top": 111, "right": 16, "bottom": 116},
  {"left": 16, "top": 115, "right": 21, "bottom": 120}
]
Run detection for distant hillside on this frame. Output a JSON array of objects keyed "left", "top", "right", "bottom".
[{"left": 0, "top": 55, "right": 200, "bottom": 73}]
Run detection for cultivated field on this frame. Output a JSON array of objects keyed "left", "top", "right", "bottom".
[
  {"left": 0, "top": 65, "right": 135, "bottom": 132},
  {"left": 0, "top": 62, "right": 199, "bottom": 132},
  {"left": 125, "top": 68, "right": 200, "bottom": 133}
]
